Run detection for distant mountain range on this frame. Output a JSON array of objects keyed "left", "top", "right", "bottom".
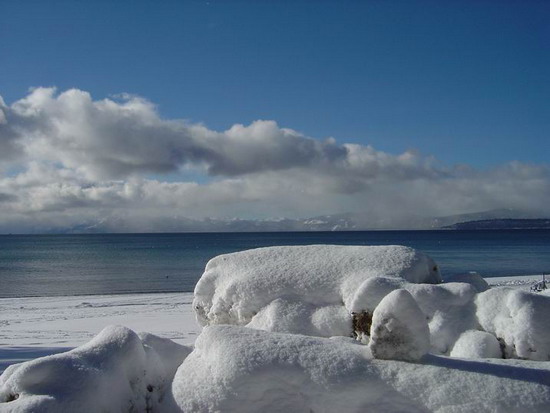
[
  {"left": 60, "top": 208, "right": 549, "bottom": 233},
  {"left": 442, "top": 219, "right": 550, "bottom": 230}
]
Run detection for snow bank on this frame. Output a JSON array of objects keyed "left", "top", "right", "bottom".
[
  {"left": 0, "top": 326, "right": 191, "bottom": 412},
  {"left": 369, "top": 289, "right": 430, "bottom": 361},
  {"left": 476, "top": 287, "right": 550, "bottom": 360},
  {"left": 194, "top": 245, "right": 441, "bottom": 337},
  {"left": 172, "top": 325, "right": 550, "bottom": 413}
]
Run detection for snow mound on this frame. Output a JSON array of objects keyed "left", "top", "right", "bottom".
[
  {"left": 246, "top": 299, "right": 352, "bottom": 337},
  {"left": 406, "top": 282, "right": 479, "bottom": 355},
  {"left": 445, "top": 272, "right": 489, "bottom": 292},
  {"left": 352, "top": 280, "right": 480, "bottom": 354},
  {"left": 194, "top": 245, "right": 441, "bottom": 337},
  {"left": 0, "top": 326, "right": 191, "bottom": 412},
  {"left": 476, "top": 287, "right": 550, "bottom": 360},
  {"left": 172, "top": 325, "right": 550, "bottom": 413},
  {"left": 369, "top": 289, "right": 430, "bottom": 361},
  {"left": 450, "top": 330, "right": 502, "bottom": 359}
]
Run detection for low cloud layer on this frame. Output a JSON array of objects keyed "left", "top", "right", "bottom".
[{"left": 0, "top": 88, "right": 548, "bottom": 232}]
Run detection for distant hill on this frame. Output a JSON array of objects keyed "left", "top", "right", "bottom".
[
  {"left": 443, "top": 219, "right": 550, "bottom": 230},
  {"left": 20, "top": 208, "right": 548, "bottom": 234}
]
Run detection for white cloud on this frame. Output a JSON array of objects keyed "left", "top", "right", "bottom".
[{"left": 0, "top": 88, "right": 548, "bottom": 232}]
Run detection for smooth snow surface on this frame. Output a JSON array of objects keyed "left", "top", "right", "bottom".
[
  {"left": 0, "top": 293, "right": 198, "bottom": 349},
  {"left": 172, "top": 325, "right": 550, "bottom": 413}
]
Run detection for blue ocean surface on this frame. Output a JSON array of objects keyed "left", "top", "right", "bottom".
[{"left": 1, "top": 230, "right": 549, "bottom": 298}]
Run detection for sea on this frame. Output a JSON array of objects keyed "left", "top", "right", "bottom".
[{"left": 1, "top": 230, "right": 549, "bottom": 298}]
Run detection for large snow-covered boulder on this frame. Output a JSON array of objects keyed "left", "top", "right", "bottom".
[
  {"left": 171, "top": 325, "right": 550, "bottom": 413},
  {"left": 0, "top": 326, "right": 191, "bottom": 412},
  {"left": 194, "top": 245, "right": 441, "bottom": 338},
  {"left": 369, "top": 289, "right": 430, "bottom": 361}
]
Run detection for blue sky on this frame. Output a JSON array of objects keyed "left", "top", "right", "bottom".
[
  {"left": 2, "top": 0, "right": 548, "bottom": 166},
  {"left": 0, "top": 1, "right": 549, "bottom": 231}
]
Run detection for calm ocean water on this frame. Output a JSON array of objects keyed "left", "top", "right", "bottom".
[{"left": 1, "top": 230, "right": 549, "bottom": 298}]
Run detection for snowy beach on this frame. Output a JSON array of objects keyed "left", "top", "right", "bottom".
[{"left": 0, "top": 293, "right": 199, "bottom": 373}]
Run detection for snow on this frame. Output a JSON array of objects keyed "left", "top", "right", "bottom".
[
  {"left": 368, "top": 289, "right": 430, "bottom": 361},
  {"left": 0, "top": 293, "right": 199, "bottom": 348},
  {"left": 450, "top": 330, "right": 502, "bottom": 359},
  {"left": 2, "top": 245, "right": 550, "bottom": 412},
  {"left": 476, "top": 287, "right": 550, "bottom": 360},
  {"left": 405, "top": 282, "right": 479, "bottom": 355},
  {"left": 194, "top": 245, "right": 441, "bottom": 336},
  {"left": 194, "top": 246, "right": 549, "bottom": 360},
  {"left": 445, "top": 272, "right": 489, "bottom": 292},
  {"left": 0, "top": 293, "right": 200, "bottom": 374},
  {"left": 246, "top": 299, "right": 352, "bottom": 337},
  {"left": 485, "top": 274, "right": 545, "bottom": 290},
  {"left": 172, "top": 325, "right": 550, "bottom": 413},
  {"left": 0, "top": 325, "right": 191, "bottom": 412}
]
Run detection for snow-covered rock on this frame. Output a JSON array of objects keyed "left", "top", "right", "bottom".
[
  {"left": 450, "top": 330, "right": 502, "bottom": 359},
  {"left": 246, "top": 299, "right": 352, "bottom": 337},
  {"left": 350, "top": 279, "right": 480, "bottom": 355},
  {"left": 194, "top": 245, "right": 441, "bottom": 338},
  {"left": 445, "top": 272, "right": 490, "bottom": 292},
  {"left": 476, "top": 287, "right": 550, "bottom": 360},
  {"left": 406, "top": 282, "right": 479, "bottom": 355},
  {"left": 369, "top": 289, "right": 430, "bottom": 361},
  {"left": 194, "top": 245, "right": 550, "bottom": 362},
  {"left": 0, "top": 326, "right": 191, "bottom": 412},
  {"left": 171, "top": 325, "right": 550, "bottom": 413}
]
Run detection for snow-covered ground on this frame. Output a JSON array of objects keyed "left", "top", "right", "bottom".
[
  {"left": 0, "top": 293, "right": 200, "bottom": 373},
  {"left": 486, "top": 274, "right": 545, "bottom": 289}
]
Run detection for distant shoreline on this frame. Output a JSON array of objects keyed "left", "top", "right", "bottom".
[
  {"left": 2, "top": 226, "right": 550, "bottom": 235},
  {"left": 442, "top": 218, "right": 550, "bottom": 230}
]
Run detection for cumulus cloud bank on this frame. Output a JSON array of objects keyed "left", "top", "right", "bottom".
[{"left": 0, "top": 88, "right": 548, "bottom": 232}]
